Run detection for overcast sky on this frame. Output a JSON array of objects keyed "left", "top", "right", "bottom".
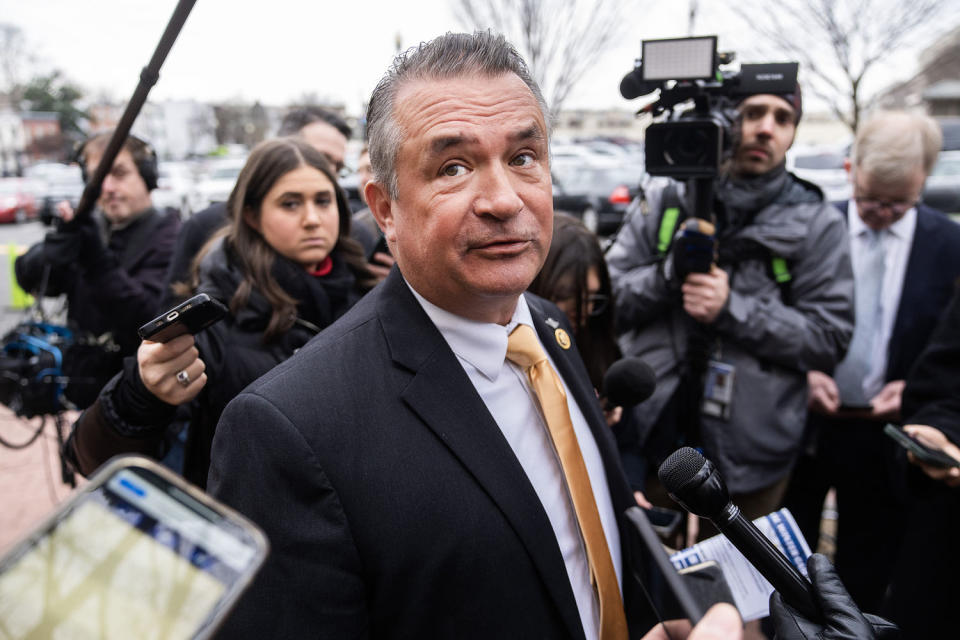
[{"left": 0, "top": 0, "right": 935, "bottom": 116}]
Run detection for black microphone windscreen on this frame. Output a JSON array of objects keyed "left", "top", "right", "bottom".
[
  {"left": 602, "top": 358, "right": 656, "bottom": 407},
  {"left": 658, "top": 447, "right": 707, "bottom": 493}
]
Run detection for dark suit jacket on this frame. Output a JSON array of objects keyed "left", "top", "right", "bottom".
[
  {"left": 833, "top": 201, "right": 960, "bottom": 382},
  {"left": 208, "top": 268, "right": 661, "bottom": 639}
]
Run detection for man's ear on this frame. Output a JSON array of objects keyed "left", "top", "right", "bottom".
[{"left": 365, "top": 181, "right": 396, "bottom": 242}]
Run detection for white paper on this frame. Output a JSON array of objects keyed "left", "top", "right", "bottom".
[{"left": 669, "top": 508, "right": 812, "bottom": 621}]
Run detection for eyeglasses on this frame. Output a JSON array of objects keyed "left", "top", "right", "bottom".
[{"left": 854, "top": 197, "right": 915, "bottom": 216}]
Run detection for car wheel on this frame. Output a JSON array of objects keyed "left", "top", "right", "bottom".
[{"left": 581, "top": 207, "right": 598, "bottom": 233}]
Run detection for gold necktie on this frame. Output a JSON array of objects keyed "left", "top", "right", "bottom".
[{"left": 507, "top": 324, "right": 628, "bottom": 640}]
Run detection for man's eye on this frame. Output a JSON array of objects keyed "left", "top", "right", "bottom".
[
  {"left": 511, "top": 153, "right": 535, "bottom": 167},
  {"left": 442, "top": 164, "right": 467, "bottom": 177}
]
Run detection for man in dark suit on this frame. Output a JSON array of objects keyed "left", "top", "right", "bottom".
[
  {"left": 206, "top": 32, "right": 743, "bottom": 639},
  {"left": 784, "top": 110, "right": 960, "bottom": 613}
]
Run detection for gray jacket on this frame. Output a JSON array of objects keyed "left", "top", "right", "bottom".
[{"left": 607, "top": 176, "right": 854, "bottom": 493}]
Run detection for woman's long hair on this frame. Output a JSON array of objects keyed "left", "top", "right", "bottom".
[
  {"left": 529, "top": 213, "right": 621, "bottom": 389},
  {"left": 183, "top": 137, "right": 375, "bottom": 340}
]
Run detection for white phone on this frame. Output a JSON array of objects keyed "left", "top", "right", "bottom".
[{"left": 0, "top": 455, "right": 268, "bottom": 639}]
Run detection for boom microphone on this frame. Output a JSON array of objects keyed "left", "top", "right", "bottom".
[
  {"left": 601, "top": 358, "right": 656, "bottom": 410},
  {"left": 658, "top": 447, "right": 821, "bottom": 621}
]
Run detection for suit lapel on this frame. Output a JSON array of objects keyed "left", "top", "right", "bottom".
[
  {"left": 887, "top": 206, "right": 934, "bottom": 379},
  {"left": 527, "top": 293, "right": 634, "bottom": 513},
  {"left": 376, "top": 272, "right": 587, "bottom": 640}
]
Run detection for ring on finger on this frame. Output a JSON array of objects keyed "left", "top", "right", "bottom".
[{"left": 176, "top": 370, "right": 191, "bottom": 387}]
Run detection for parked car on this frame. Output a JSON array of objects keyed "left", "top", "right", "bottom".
[
  {"left": 153, "top": 161, "right": 200, "bottom": 216},
  {"left": 552, "top": 165, "right": 641, "bottom": 237},
  {"left": 787, "top": 145, "right": 851, "bottom": 202},
  {"left": 0, "top": 178, "right": 40, "bottom": 223},
  {"left": 193, "top": 158, "right": 246, "bottom": 210},
  {"left": 922, "top": 150, "right": 960, "bottom": 216}
]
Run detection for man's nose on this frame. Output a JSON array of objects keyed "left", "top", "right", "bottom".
[
  {"left": 756, "top": 113, "right": 776, "bottom": 137},
  {"left": 474, "top": 164, "right": 524, "bottom": 219}
]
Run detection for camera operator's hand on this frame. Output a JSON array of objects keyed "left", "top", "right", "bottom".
[
  {"left": 138, "top": 334, "right": 207, "bottom": 406},
  {"left": 770, "top": 554, "right": 900, "bottom": 639},
  {"left": 682, "top": 265, "right": 729, "bottom": 324}
]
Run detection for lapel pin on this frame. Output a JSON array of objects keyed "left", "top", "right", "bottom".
[
  {"left": 545, "top": 317, "right": 560, "bottom": 329},
  {"left": 555, "top": 328, "right": 571, "bottom": 350}
]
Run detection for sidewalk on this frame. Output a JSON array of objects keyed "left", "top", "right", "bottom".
[{"left": 0, "top": 406, "right": 84, "bottom": 554}]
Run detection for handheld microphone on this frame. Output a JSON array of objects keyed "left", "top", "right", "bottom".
[
  {"left": 658, "top": 447, "right": 821, "bottom": 622},
  {"left": 601, "top": 358, "right": 656, "bottom": 410}
]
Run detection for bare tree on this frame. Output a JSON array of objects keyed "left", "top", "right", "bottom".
[
  {"left": 453, "top": 0, "right": 633, "bottom": 116},
  {"left": 730, "top": 0, "right": 956, "bottom": 133},
  {"left": 0, "top": 23, "right": 34, "bottom": 105}
]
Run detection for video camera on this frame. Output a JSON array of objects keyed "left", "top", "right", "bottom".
[{"left": 620, "top": 36, "right": 798, "bottom": 180}]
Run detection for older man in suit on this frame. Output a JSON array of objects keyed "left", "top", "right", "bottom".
[
  {"left": 784, "top": 110, "right": 960, "bottom": 614},
  {"left": 206, "top": 32, "right": 748, "bottom": 640}
]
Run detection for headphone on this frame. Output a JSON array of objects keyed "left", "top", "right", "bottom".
[{"left": 73, "top": 133, "right": 159, "bottom": 191}]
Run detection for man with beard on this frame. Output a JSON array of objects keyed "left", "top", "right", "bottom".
[{"left": 607, "top": 86, "right": 855, "bottom": 527}]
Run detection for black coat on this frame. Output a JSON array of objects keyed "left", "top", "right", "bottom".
[
  {"left": 66, "top": 241, "right": 364, "bottom": 487},
  {"left": 14, "top": 208, "right": 181, "bottom": 407},
  {"left": 207, "top": 268, "right": 664, "bottom": 639}
]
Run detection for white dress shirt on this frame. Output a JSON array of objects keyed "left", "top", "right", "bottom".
[
  {"left": 847, "top": 201, "right": 917, "bottom": 398},
  {"left": 409, "top": 286, "right": 621, "bottom": 640}
]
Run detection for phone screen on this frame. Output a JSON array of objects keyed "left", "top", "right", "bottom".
[{"left": 0, "top": 462, "right": 265, "bottom": 639}]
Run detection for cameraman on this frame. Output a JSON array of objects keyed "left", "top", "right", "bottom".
[
  {"left": 14, "top": 132, "right": 180, "bottom": 408},
  {"left": 607, "top": 87, "right": 854, "bottom": 524}
]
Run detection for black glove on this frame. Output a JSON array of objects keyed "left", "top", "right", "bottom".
[
  {"left": 40, "top": 228, "right": 84, "bottom": 267},
  {"left": 665, "top": 217, "right": 716, "bottom": 283},
  {"left": 770, "top": 553, "right": 900, "bottom": 639}
]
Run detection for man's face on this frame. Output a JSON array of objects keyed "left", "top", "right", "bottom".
[
  {"left": 298, "top": 121, "right": 347, "bottom": 174},
  {"left": 851, "top": 165, "right": 925, "bottom": 231},
  {"left": 366, "top": 72, "right": 553, "bottom": 324},
  {"left": 732, "top": 94, "right": 797, "bottom": 176},
  {"left": 85, "top": 148, "right": 152, "bottom": 224}
]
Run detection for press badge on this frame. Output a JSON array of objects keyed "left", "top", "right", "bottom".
[{"left": 702, "top": 360, "right": 735, "bottom": 420}]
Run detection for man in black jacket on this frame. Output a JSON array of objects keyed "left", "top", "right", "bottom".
[
  {"left": 14, "top": 132, "right": 180, "bottom": 408},
  {"left": 784, "top": 111, "right": 960, "bottom": 613}
]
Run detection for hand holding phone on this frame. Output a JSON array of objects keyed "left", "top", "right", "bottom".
[
  {"left": 884, "top": 423, "right": 960, "bottom": 469},
  {"left": 0, "top": 456, "right": 268, "bottom": 639},
  {"left": 139, "top": 334, "right": 207, "bottom": 405},
  {"left": 139, "top": 293, "right": 228, "bottom": 343}
]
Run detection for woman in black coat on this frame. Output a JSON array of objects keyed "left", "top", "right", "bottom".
[{"left": 66, "top": 138, "right": 374, "bottom": 486}]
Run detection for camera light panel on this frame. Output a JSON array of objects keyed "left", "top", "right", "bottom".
[{"left": 642, "top": 36, "right": 717, "bottom": 82}]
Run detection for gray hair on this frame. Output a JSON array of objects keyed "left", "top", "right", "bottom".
[
  {"left": 366, "top": 31, "right": 550, "bottom": 200},
  {"left": 852, "top": 111, "right": 943, "bottom": 183}
]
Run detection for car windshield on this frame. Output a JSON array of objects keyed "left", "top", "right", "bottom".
[
  {"left": 211, "top": 166, "right": 242, "bottom": 180},
  {"left": 553, "top": 167, "right": 638, "bottom": 194},
  {"left": 930, "top": 156, "right": 960, "bottom": 177},
  {"left": 793, "top": 153, "right": 845, "bottom": 170}
]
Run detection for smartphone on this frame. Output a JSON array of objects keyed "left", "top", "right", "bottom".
[
  {"left": 625, "top": 506, "right": 703, "bottom": 624},
  {"left": 646, "top": 505, "right": 684, "bottom": 540},
  {"left": 884, "top": 423, "right": 960, "bottom": 469},
  {"left": 139, "top": 293, "right": 228, "bottom": 342},
  {"left": 0, "top": 455, "right": 268, "bottom": 640}
]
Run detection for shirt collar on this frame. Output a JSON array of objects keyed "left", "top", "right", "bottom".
[
  {"left": 406, "top": 283, "right": 532, "bottom": 382},
  {"left": 847, "top": 200, "right": 917, "bottom": 241}
]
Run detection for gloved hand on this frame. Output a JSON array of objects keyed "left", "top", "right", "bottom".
[
  {"left": 770, "top": 553, "right": 900, "bottom": 639},
  {"left": 665, "top": 218, "right": 716, "bottom": 283},
  {"left": 44, "top": 214, "right": 110, "bottom": 272}
]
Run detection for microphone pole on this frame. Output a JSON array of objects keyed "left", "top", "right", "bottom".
[{"left": 72, "top": 0, "right": 198, "bottom": 224}]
